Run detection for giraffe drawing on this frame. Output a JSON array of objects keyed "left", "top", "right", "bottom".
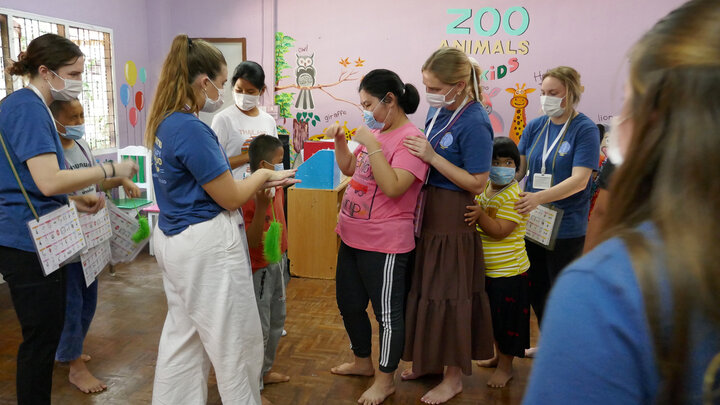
[{"left": 506, "top": 83, "right": 536, "bottom": 144}]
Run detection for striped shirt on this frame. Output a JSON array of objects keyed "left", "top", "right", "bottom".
[{"left": 475, "top": 181, "right": 530, "bottom": 278}]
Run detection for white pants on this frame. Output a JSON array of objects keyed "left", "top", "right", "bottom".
[{"left": 152, "top": 211, "right": 262, "bottom": 405}]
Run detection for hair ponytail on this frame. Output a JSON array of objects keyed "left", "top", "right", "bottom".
[
  {"left": 359, "top": 69, "right": 419, "bottom": 115},
  {"left": 398, "top": 83, "right": 420, "bottom": 114},
  {"left": 145, "top": 34, "right": 226, "bottom": 149}
]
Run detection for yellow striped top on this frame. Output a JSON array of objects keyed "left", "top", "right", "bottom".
[{"left": 475, "top": 181, "right": 530, "bottom": 278}]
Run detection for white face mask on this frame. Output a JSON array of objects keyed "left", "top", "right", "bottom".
[
  {"left": 426, "top": 85, "right": 457, "bottom": 108},
  {"left": 540, "top": 95, "right": 565, "bottom": 118},
  {"left": 606, "top": 115, "right": 630, "bottom": 165},
  {"left": 201, "top": 79, "right": 224, "bottom": 113},
  {"left": 234, "top": 92, "right": 260, "bottom": 111},
  {"left": 48, "top": 70, "right": 83, "bottom": 101}
]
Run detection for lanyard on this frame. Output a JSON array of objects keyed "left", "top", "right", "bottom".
[
  {"left": 540, "top": 117, "right": 571, "bottom": 175},
  {"left": 64, "top": 140, "right": 92, "bottom": 170},
  {"left": 426, "top": 96, "right": 469, "bottom": 146},
  {"left": 26, "top": 84, "right": 55, "bottom": 123}
]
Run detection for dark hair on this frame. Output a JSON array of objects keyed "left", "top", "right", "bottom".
[
  {"left": 6, "top": 33, "right": 83, "bottom": 78},
  {"left": 492, "top": 137, "right": 521, "bottom": 172},
  {"left": 249, "top": 135, "right": 283, "bottom": 172},
  {"left": 231, "top": 61, "right": 265, "bottom": 91},
  {"left": 49, "top": 99, "right": 81, "bottom": 117},
  {"left": 597, "top": 123, "right": 607, "bottom": 142},
  {"left": 358, "top": 69, "right": 419, "bottom": 114}
]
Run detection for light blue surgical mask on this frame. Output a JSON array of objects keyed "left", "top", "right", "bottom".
[
  {"left": 273, "top": 163, "right": 284, "bottom": 171},
  {"left": 489, "top": 166, "right": 516, "bottom": 186},
  {"left": 362, "top": 95, "right": 388, "bottom": 130},
  {"left": 56, "top": 121, "right": 85, "bottom": 140}
]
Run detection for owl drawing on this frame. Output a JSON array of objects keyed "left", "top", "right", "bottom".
[{"left": 295, "top": 53, "right": 316, "bottom": 110}]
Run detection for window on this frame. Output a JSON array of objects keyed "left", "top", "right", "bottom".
[{"left": 0, "top": 9, "right": 117, "bottom": 153}]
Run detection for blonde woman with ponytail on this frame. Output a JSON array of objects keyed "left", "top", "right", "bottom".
[
  {"left": 524, "top": 1, "right": 720, "bottom": 404},
  {"left": 147, "top": 35, "right": 297, "bottom": 405},
  {"left": 402, "top": 47, "right": 495, "bottom": 404}
]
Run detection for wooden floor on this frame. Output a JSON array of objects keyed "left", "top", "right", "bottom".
[{"left": 0, "top": 251, "right": 538, "bottom": 404}]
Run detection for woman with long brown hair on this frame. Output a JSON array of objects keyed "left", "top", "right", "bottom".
[
  {"left": 146, "top": 34, "right": 296, "bottom": 405},
  {"left": 0, "top": 34, "right": 138, "bottom": 404},
  {"left": 523, "top": 1, "right": 720, "bottom": 403}
]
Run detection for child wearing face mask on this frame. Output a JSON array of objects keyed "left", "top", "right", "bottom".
[
  {"left": 211, "top": 61, "right": 279, "bottom": 179},
  {"left": 241, "top": 135, "right": 290, "bottom": 396},
  {"left": 49, "top": 99, "right": 141, "bottom": 394},
  {"left": 464, "top": 136, "right": 529, "bottom": 389}
]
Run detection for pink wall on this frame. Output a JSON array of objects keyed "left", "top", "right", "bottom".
[{"left": 274, "top": 0, "right": 686, "bottom": 138}]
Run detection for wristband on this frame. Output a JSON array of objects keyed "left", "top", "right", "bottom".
[
  {"left": 99, "top": 164, "right": 108, "bottom": 179},
  {"left": 110, "top": 162, "right": 116, "bottom": 177},
  {"left": 367, "top": 149, "right": 383, "bottom": 158}
]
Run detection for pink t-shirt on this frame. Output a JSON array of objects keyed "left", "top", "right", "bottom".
[{"left": 336, "top": 122, "right": 429, "bottom": 254}]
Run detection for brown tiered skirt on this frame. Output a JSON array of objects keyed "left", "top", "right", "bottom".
[{"left": 402, "top": 186, "right": 494, "bottom": 375}]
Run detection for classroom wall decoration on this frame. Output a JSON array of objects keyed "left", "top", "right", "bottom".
[{"left": 120, "top": 60, "right": 149, "bottom": 147}]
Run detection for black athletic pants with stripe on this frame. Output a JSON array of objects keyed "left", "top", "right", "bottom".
[{"left": 336, "top": 241, "right": 411, "bottom": 373}]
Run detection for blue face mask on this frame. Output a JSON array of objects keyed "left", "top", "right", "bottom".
[
  {"left": 273, "top": 163, "right": 284, "bottom": 171},
  {"left": 489, "top": 166, "right": 516, "bottom": 186},
  {"left": 56, "top": 121, "right": 85, "bottom": 140},
  {"left": 362, "top": 95, "right": 388, "bottom": 130}
]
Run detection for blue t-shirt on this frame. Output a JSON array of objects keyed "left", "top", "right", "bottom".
[
  {"left": 523, "top": 223, "right": 719, "bottom": 405},
  {"left": 518, "top": 113, "right": 599, "bottom": 238},
  {"left": 425, "top": 101, "right": 493, "bottom": 191},
  {"left": 152, "top": 112, "right": 230, "bottom": 235},
  {"left": 0, "top": 88, "right": 67, "bottom": 252}
]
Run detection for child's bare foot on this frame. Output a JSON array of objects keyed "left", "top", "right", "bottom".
[
  {"left": 476, "top": 357, "right": 498, "bottom": 368},
  {"left": 263, "top": 371, "right": 290, "bottom": 384},
  {"left": 420, "top": 367, "right": 463, "bottom": 404},
  {"left": 261, "top": 395, "right": 273, "bottom": 405},
  {"left": 68, "top": 358, "right": 107, "bottom": 394},
  {"left": 487, "top": 368, "right": 513, "bottom": 388},
  {"left": 331, "top": 357, "right": 374, "bottom": 376},
  {"left": 358, "top": 372, "right": 395, "bottom": 405},
  {"left": 400, "top": 367, "right": 443, "bottom": 381},
  {"left": 488, "top": 352, "right": 514, "bottom": 388},
  {"left": 80, "top": 354, "right": 91, "bottom": 362},
  {"left": 525, "top": 347, "right": 537, "bottom": 358}
]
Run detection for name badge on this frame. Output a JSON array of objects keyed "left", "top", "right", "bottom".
[{"left": 533, "top": 173, "right": 552, "bottom": 190}]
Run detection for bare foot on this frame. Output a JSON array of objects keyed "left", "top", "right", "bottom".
[
  {"left": 420, "top": 373, "right": 463, "bottom": 404},
  {"left": 488, "top": 352, "right": 514, "bottom": 388},
  {"left": 331, "top": 360, "right": 375, "bottom": 377},
  {"left": 68, "top": 358, "right": 107, "bottom": 394},
  {"left": 80, "top": 354, "right": 91, "bottom": 362},
  {"left": 261, "top": 395, "right": 273, "bottom": 405},
  {"left": 476, "top": 357, "right": 498, "bottom": 368},
  {"left": 400, "top": 367, "right": 443, "bottom": 381},
  {"left": 525, "top": 347, "right": 537, "bottom": 358},
  {"left": 263, "top": 371, "right": 290, "bottom": 384},
  {"left": 358, "top": 372, "right": 395, "bottom": 405}
]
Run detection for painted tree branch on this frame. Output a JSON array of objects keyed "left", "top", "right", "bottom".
[
  {"left": 318, "top": 87, "right": 361, "bottom": 110},
  {"left": 274, "top": 70, "right": 359, "bottom": 91}
]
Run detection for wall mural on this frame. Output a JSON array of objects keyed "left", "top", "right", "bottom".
[{"left": 119, "top": 61, "right": 148, "bottom": 147}]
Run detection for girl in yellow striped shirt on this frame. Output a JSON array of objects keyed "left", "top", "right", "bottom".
[{"left": 465, "top": 137, "right": 530, "bottom": 388}]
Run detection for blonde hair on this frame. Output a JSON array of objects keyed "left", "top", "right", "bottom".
[
  {"left": 422, "top": 47, "right": 483, "bottom": 102},
  {"left": 602, "top": 1, "right": 720, "bottom": 402},
  {"left": 145, "top": 35, "right": 226, "bottom": 149},
  {"left": 542, "top": 66, "right": 583, "bottom": 110}
]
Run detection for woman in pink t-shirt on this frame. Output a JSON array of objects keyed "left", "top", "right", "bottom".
[{"left": 328, "top": 69, "right": 428, "bottom": 405}]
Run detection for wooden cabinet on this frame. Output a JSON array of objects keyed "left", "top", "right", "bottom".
[{"left": 287, "top": 178, "right": 349, "bottom": 279}]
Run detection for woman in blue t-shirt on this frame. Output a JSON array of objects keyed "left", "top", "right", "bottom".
[
  {"left": 525, "top": 2, "right": 720, "bottom": 403},
  {"left": 515, "top": 67, "right": 599, "bottom": 345},
  {"left": 0, "top": 34, "right": 138, "bottom": 404},
  {"left": 144, "top": 35, "right": 296, "bottom": 405},
  {"left": 401, "top": 47, "right": 494, "bottom": 404}
]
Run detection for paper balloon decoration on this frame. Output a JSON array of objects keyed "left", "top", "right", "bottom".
[
  {"left": 139, "top": 67, "right": 147, "bottom": 84},
  {"left": 120, "top": 84, "right": 131, "bottom": 107},
  {"left": 135, "top": 91, "right": 145, "bottom": 111},
  {"left": 129, "top": 107, "right": 138, "bottom": 127},
  {"left": 124, "top": 61, "right": 138, "bottom": 87}
]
